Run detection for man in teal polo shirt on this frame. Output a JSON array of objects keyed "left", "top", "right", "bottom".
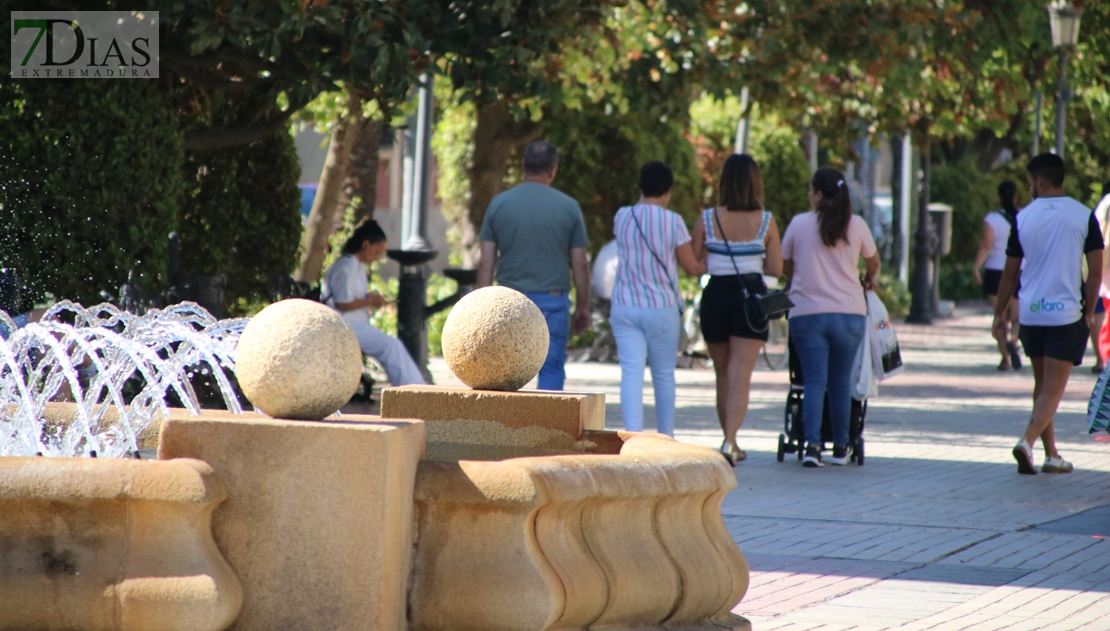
[{"left": 477, "top": 140, "right": 591, "bottom": 390}]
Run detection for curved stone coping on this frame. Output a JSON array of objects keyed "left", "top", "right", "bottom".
[
  {"left": 411, "top": 431, "right": 750, "bottom": 631},
  {"left": 0, "top": 456, "right": 242, "bottom": 631}
]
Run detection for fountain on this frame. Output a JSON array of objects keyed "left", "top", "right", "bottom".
[
  {"left": 0, "top": 301, "right": 247, "bottom": 631},
  {"left": 1, "top": 289, "right": 750, "bottom": 631},
  {"left": 0, "top": 301, "right": 245, "bottom": 458}
]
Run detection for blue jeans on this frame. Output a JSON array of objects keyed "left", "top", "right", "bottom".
[
  {"left": 789, "top": 313, "right": 867, "bottom": 448},
  {"left": 610, "top": 305, "right": 680, "bottom": 436},
  {"left": 524, "top": 292, "right": 571, "bottom": 390}
]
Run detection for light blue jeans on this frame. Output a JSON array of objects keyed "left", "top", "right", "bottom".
[
  {"left": 789, "top": 312, "right": 867, "bottom": 448},
  {"left": 610, "top": 304, "right": 680, "bottom": 436},
  {"left": 524, "top": 292, "right": 571, "bottom": 391}
]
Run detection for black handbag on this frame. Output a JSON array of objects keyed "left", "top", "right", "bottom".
[
  {"left": 746, "top": 286, "right": 794, "bottom": 322},
  {"left": 713, "top": 209, "right": 792, "bottom": 332}
]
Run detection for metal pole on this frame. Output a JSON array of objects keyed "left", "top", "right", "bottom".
[
  {"left": 899, "top": 135, "right": 912, "bottom": 285},
  {"left": 406, "top": 74, "right": 434, "bottom": 251},
  {"left": 1033, "top": 90, "right": 1042, "bottom": 156},
  {"left": 400, "top": 124, "right": 416, "bottom": 245},
  {"left": 1055, "top": 49, "right": 1068, "bottom": 158},
  {"left": 735, "top": 86, "right": 750, "bottom": 154},
  {"left": 389, "top": 74, "right": 438, "bottom": 383}
]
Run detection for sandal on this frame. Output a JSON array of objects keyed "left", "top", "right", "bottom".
[
  {"left": 719, "top": 440, "right": 744, "bottom": 467},
  {"left": 730, "top": 444, "right": 747, "bottom": 463}
]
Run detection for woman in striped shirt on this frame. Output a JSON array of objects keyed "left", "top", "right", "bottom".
[
  {"left": 690, "top": 154, "right": 783, "bottom": 465},
  {"left": 610, "top": 162, "right": 706, "bottom": 436}
]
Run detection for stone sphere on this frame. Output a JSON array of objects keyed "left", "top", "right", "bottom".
[
  {"left": 235, "top": 299, "right": 363, "bottom": 420},
  {"left": 442, "top": 287, "right": 549, "bottom": 391}
]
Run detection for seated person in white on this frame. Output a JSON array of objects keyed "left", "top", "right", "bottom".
[{"left": 321, "top": 221, "right": 426, "bottom": 386}]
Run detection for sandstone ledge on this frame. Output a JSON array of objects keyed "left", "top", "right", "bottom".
[{"left": 409, "top": 432, "right": 750, "bottom": 631}]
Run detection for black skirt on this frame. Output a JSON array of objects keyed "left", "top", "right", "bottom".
[{"left": 699, "top": 273, "right": 770, "bottom": 343}]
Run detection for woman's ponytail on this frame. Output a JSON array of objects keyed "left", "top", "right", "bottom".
[
  {"left": 998, "top": 180, "right": 1019, "bottom": 225},
  {"left": 811, "top": 167, "right": 853, "bottom": 247}
]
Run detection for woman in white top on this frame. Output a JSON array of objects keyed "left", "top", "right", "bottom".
[
  {"left": 690, "top": 154, "right": 783, "bottom": 465},
  {"left": 610, "top": 162, "right": 706, "bottom": 436},
  {"left": 973, "top": 181, "right": 1021, "bottom": 371},
  {"left": 321, "top": 220, "right": 426, "bottom": 386}
]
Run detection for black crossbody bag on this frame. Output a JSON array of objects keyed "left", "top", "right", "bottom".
[{"left": 713, "top": 209, "right": 792, "bottom": 332}]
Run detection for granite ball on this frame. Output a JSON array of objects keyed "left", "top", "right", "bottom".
[
  {"left": 442, "top": 286, "right": 549, "bottom": 391},
  {"left": 235, "top": 299, "right": 363, "bottom": 419}
]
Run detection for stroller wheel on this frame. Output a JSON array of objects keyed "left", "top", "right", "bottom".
[
  {"left": 777, "top": 434, "right": 785, "bottom": 462},
  {"left": 855, "top": 437, "right": 865, "bottom": 465}
]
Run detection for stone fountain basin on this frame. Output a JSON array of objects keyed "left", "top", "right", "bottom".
[
  {"left": 0, "top": 456, "right": 242, "bottom": 631},
  {"left": 409, "top": 431, "right": 751, "bottom": 631}
]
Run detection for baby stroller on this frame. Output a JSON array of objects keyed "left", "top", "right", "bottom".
[{"left": 776, "top": 337, "right": 868, "bottom": 465}]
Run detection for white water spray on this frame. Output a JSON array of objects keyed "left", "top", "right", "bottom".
[{"left": 0, "top": 301, "right": 246, "bottom": 458}]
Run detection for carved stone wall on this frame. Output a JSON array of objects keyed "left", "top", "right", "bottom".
[
  {"left": 0, "top": 457, "right": 242, "bottom": 631},
  {"left": 409, "top": 432, "right": 750, "bottom": 631}
]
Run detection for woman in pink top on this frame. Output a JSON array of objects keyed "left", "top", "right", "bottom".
[{"left": 781, "top": 167, "right": 880, "bottom": 468}]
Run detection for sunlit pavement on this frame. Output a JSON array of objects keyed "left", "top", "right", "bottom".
[{"left": 428, "top": 303, "right": 1110, "bottom": 630}]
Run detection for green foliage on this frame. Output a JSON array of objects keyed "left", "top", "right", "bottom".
[
  {"left": 544, "top": 104, "right": 702, "bottom": 253},
  {"left": 938, "top": 261, "right": 982, "bottom": 303},
  {"left": 179, "top": 130, "right": 304, "bottom": 315},
  {"left": 689, "top": 95, "right": 812, "bottom": 232},
  {"left": 431, "top": 95, "right": 477, "bottom": 265},
  {"left": 0, "top": 79, "right": 182, "bottom": 304},
  {"left": 929, "top": 157, "right": 1015, "bottom": 268},
  {"left": 875, "top": 275, "right": 911, "bottom": 319}
]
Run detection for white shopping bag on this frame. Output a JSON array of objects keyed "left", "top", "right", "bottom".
[
  {"left": 1088, "top": 364, "right": 1110, "bottom": 434},
  {"left": 866, "top": 290, "right": 904, "bottom": 381},
  {"left": 851, "top": 319, "right": 879, "bottom": 400}
]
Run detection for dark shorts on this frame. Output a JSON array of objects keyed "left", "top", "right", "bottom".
[
  {"left": 1019, "top": 319, "right": 1089, "bottom": 365},
  {"left": 1098, "top": 298, "right": 1106, "bottom": 315},
  {"left": 699, "top": 273, "right": 770, "bottom": 343},
  {"left": 982, "top": 268, "right": 1002, "bottom": 296}
]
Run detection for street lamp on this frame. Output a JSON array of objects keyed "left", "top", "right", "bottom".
[{"left": 1048, "top": 0, "right": 1083, "bottom": 158}]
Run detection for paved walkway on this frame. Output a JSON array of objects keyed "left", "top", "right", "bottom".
[{"left": 427, "top": 304, "right": 1110, "bottom": 630}]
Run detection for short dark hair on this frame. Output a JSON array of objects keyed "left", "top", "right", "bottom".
[
  {"left": 341, "top": 219, "right": 387, "bottom": 254},
  {"left": 718, "top": 154, "right": 763, "bottom": 211},
  {"left": 1102, "top": 181, "right": 1110, "bottom": 198},
  {"left": 1026, "top": 153, "right": 1065, "bottom": 188},
  {"left": 522, "top": 141, "right": 559, "bottom": 175},
  {"left": 638, "top": 161, "right": 674, "bottom": 198}
]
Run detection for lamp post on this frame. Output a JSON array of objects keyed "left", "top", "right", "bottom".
[{"left": 1048, "top": 1, "right": 1083, "bottom": 159}]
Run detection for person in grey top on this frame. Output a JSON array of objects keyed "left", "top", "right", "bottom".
[{"left": 477, "top": 141, "right": 591, "bottom": 390}]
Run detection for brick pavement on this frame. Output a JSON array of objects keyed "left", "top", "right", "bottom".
[{"left": 428, "top": 304, "right": 1110, "bottom": 630}]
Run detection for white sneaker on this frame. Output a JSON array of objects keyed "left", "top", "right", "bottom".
[
  {"left": 1012, "top": 441, "right": 1037, "bottom": 475},
  {"left": 1042, "top": 457, "right": 1074, "bottom": 473}
]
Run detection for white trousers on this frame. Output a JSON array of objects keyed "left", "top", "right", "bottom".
[{"left": 343, "top": 316, "right": 426, "bottom": 386}]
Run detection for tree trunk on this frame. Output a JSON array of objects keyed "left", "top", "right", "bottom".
[
  {"left": 890, "top": 134, "right": 903, "bottom": 269},
  {"left": 345, "top": 119, "right": 383, "bottom": 222},
  {"left": 462, "top": 100, "right": 542, "bottom": 267},
  {"left": 294, "top": 92, "right": 362, "bottom": 284}
]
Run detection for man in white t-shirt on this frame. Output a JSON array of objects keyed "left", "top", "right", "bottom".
[{"left": 992, "top": 153, "right": 1104, "bottom": 475}]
